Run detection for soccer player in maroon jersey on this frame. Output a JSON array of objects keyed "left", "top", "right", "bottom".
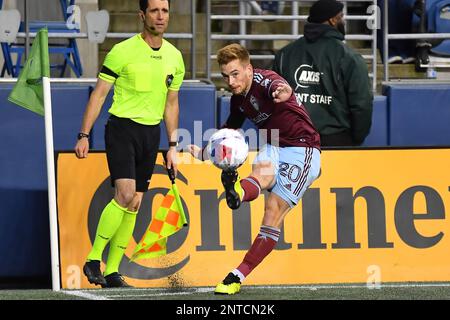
[{"left": 188, "top": 44, "right": 321, "bottom": 294}]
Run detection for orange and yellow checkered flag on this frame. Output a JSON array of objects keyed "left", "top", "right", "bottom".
[{"left": 131, "top": 174, "right": 187, "bottom": 261}]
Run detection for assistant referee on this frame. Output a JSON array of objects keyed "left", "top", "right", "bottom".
[{"left": 74, "top": 0, "right": 184, "bottom": 288}]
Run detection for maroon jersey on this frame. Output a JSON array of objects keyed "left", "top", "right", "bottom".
[{"left": 224, "top": 68, "right": 321, "bottom": 149}]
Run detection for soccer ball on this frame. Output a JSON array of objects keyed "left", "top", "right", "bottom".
[{"left": 207, "top": 128, "right": 249, "bottom": 171}]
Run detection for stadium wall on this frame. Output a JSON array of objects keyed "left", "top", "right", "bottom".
[{"left": 57, "top": 149, "right": 450, "bottom": 288}]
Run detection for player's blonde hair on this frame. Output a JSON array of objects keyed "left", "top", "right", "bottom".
[{"left": 217, "top": 43, "right": 250, "bottom": 66}]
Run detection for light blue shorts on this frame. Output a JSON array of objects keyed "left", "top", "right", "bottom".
[{"left": 254, "top": 144, "right": 321, "bottom": 208}]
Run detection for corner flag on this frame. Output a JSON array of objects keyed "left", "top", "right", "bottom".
[
  {"left": 8, "top": 28, "right": 49, "bottom": 116},
  {"left": 131, "top": 166, "right": 188, "bottom": 261},
  {"left": 7, "top": 28, "right": 61, "bottom": 291}
]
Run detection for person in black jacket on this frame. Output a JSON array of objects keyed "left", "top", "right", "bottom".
[{"left": 273, "top": 0, "right": 373, "bottom": 146}]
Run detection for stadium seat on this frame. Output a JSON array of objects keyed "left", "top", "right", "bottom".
[
  {"left": 412, "top": 0, "right": 450, "bottom": 57},
  {"left": 0, "top": 0, "right": 83, "bottom": 77},
  {"left": 429, "top": 0, "right": 450, "bottom": 56},
  {"left": 259, "top": 1, "right": 285, "bottom": 15}
]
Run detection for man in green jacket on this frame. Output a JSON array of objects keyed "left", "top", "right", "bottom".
[{"left": 273, "top": 0, "right": 373, "bottom": 146}]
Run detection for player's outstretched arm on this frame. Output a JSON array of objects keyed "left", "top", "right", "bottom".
[
  {"left": 187, "top": 144, "right": 209, "bottom": 161},
  {"left": 272, "top": 82, "right": 292, "bottom": 103}
]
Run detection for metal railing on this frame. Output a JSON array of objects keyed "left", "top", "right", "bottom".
[
  {"left": 4, "top": 1, "right": 449, "bottom": 84},
  {"left": 383, "top": 2, "right": 450, "bottom": 82},
  {"left": 2, "top": 0, "right": 198, "bottom": 78},
  {"left": 206, "top": 0, "right": 379, "bottom": 92}
]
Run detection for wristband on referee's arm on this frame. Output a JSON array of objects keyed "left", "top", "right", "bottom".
[
  {"left": 168, "top": 141, "right": 178, "bottom": 148},
  {"left": 77, "top": 132, "right": 90, "bottom": 140}
]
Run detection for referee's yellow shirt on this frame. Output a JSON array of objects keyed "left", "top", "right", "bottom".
[{"left": 99, "top": 34, "right": 185, "bottom": 125}]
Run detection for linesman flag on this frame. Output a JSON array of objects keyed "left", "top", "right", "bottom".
[
  {"left": 8, "top": 28, "right": 49, "bottom": 116},
  {"left": 131, "top": 165, "right": 188, "bottom": 261}
]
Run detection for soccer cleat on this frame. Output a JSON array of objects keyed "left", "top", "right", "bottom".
[
  {"left": 214, "top": 272, "right": 241, "bottom": 295},
  {"left": 83, "top": 260, "right": 107, "bottom": 287},
  {"left": 221, "top": 170, "right": 241, "bottom": 210},
  {"left": 102, "top": 272, "right": 133, "bottom": 288}
]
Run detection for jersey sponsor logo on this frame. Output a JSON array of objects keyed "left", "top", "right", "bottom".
[
  {"left": 250, "top": 95, "right": 260, "bottom": 111},
  {"left": 150, "top": 55, "right": 162, "bottom": 60},
  {"left": 251, "top": 112, "right": 271, "bottom": 124},
  {"left": 294, "top": 64, "right": 322, "bottom": 89}
]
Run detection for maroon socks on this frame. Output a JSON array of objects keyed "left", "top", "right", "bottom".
[
  {"left": 233, "top": 225, "right": 281, "bottom": 281},
  {"left": 240, "top": 176, "right": 261, "bottom": 202}
]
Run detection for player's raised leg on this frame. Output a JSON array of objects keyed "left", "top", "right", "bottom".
[
  {"left": 215, "top": 192, "right": 289, "bottom": 295},
  {"left": 215, "top": 159, "right": 277, "bottom": 294},
  {"left": 216, "top": 146, "right": 321, "bottom": 295}
]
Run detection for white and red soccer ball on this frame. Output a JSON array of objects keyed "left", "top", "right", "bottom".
[{"left": 207, "top": 128, "right": 249, "bottom": 171}]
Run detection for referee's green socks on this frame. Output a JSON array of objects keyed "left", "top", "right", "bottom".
[
  {"left": 86, "top": 199, "right": 126, "bottom": 262},
  {"left": 104, "top": 209, "right": 137, "bottom": 276}
]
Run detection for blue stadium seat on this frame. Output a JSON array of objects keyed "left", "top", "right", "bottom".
[
  {"left": 411, "top": 0, "right": 450, "bottom": 57},
  {"left": 259, "top": 1, "right": 285, "bottom": 14},
  {"left": 429, "top": 0, "right": 450, "bottom": 56},
  {"left": 0, "top": 0, "right": 82, "bottom": 77}
]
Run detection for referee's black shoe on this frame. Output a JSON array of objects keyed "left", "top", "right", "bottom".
[
  {"left": 103, "top": 272, "right": 133, "bottom": 288},
  {"left": 83, "top": 260, "right": 107, "bottom": 287},
  {"left": 221, "top": 170, "right": 241, "bottom": 210}
]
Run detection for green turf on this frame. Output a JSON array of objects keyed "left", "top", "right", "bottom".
[{"left": 1, "top": 283, "right": 450, "bottom": 300}]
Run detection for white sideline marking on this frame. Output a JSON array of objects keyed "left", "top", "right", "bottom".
[
  {"left": 108, "top": 287, "right": 213, "bottom": 298},
  {"left": 63, "top": 283, "right": 450, "bottom": 299},
  {"left": 254, "top": 283, "right": 450, "bottom": 290},
  {"left": 62, "top": 290, "right": 110, "bottom": 300}
]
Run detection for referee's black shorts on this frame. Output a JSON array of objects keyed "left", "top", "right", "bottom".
[{"left": 105, "top": 115, "right": 160, "bottom": 192}]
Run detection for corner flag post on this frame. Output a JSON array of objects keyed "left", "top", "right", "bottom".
[
  {"left": 39, "top": 30, "right": 61, "bottom": 292},
  {"left": 43, "top": 73, "right": 60, "bottom": 292},
  {"left": 7, "top": 28, "right": 61, "bottom": 291}
]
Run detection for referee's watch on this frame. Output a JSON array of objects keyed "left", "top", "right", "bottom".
[
  {"left": 77, "top": 132, "right": 90, "bottom": 140},
  {"left": 168, "top": 141, "right": 178, "bottom": 147}
]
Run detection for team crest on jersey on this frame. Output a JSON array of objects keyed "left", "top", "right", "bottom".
[
  {"left": 166, "top": 74, "right": 174, "bottom": 88},
  {"left": 294, "top": 64, "right": 322, "bottom": 89},
  {"left": 250, "top": 95, "right": 260, "bottom": 111}
]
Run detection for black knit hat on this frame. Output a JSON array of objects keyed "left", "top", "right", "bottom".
[{"left": 307, "top": 0, "right": 344, "bottom": 23}]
